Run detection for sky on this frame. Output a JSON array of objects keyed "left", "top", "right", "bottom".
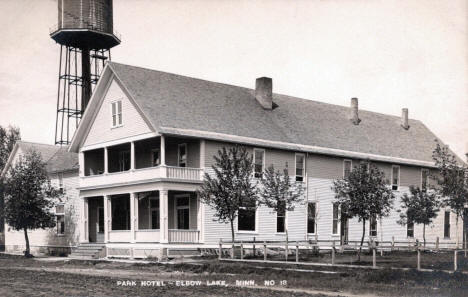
[{"left": 0, "top": 0, "right": 467, "bottom": 159}]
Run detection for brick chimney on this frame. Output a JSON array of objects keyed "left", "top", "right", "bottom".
[
  {"left": 401, "top": 108, "right": 410, "bottom": 130},
  {"left": 350, "top": 97, "right": 360, "bottom": 125},
  {"left": 255, "top": 77, "right": 273, "bottom": 110}
]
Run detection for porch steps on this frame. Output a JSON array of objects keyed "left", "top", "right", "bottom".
[{"left": 69, "top": 243, "right": 106, "bottom": 259}]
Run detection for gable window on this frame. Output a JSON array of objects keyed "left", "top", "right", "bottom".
[
  {"left": 369, "top": 216, "right": 377, "bottom": 237},
  {"left": 391, "top": 165, "right": 400, "bottom": 191},
  {"left": 111, "top": 100, "right": 122, "bottom": 127},
  {"left": 444, "top": 211, "right": 450, "bottom": 238},
  {"left": 176, "top": 196, "right": 190, "bottom": 229},
  {"left": 178, "top": 144, "right": 187, "bottom": 167},
  {"left": 407, "top": 219, "right": 414, "bottom": 238},
  {"left": 421, "top": 169, "right": 429, "bottom": 190},
  {"left": 150, "top": 198, "right": 160, "bottom": 229},
  {"left": 56, "top": 204, "right": 65, "bottom": 235},
  {"left": 307, "top": 202, "right": 316, "bottom": 234},
  {"left": 295, "top": 154, "right": 305, "bottom": 182},
  {"left": 151, "top": 149, "right": 160, "bottom": 167},
  {"left": 332, "top": 203, "right": 339, "bottom": 234},
  {"left": 276, "top": 201, "right": 286, "bottom": 233},
  {"left": 119, "top": 150, "right": 130, "bottom": 171},
  {"left": 238, "top": 200, "right": 256, "bottom": 232},
  {"left": 343, "top": 160, "right": 352, "bottom": 179},
  {"left": 253, "top": 149, "right": 265, "bottom": 178}
]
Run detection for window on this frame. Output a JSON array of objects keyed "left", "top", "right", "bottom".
[
  {"left": 178, "top": 144, "right": 187, "bottom": 167},
  {"left": 151, "top": 149, "right": 160, "bottom": 167},
  {"left": 407, "top": 219, "right": 414, "bottom": 238},
  {"left": 238, "top": 200, "right": 256, "bottom": 232},
  {"left": 150, "top": 198, "right": 160, "bottom": 229},
  {"left": 369, "top": 216, "right": 377, "bottom": 237},
  {"left": 392, "top": 165, "right": 400, "bottom": 191},
  {"left": 112, "top": 195, "right": 130, "bottom": 230},
  {"left": 111, "top": 100, "right": 122, "bottom": 127},
  {"left": 57, "top": 173, "right": 64, "bottom": 194},
  {"left": 421, "top": 169, "right": 429, "bottom": 190},
  {"left": 56, "top": 204, "right": 65, "bottom": 235},
  {"left": 343, "top": 160, "right": 352, "bottom": 178},
  {"left": 118, "top": 150, "right": 130, "bottom": 171},
  {"left": 276, "top": 202, "right": 286, "bottom": 233},
  {"left": 332, "top": 203, "right": 339, "bottom": 234},
  {"left": 253, "top": 149, "right": 265, "bottom": 178},
  {"left": 176, "top": 196, "right": 190, "bottom": 229},
  {"left": 295, "top": 154, "right": 305, "bottom": 182},
  {"left": 444, "top": 211, "right": 450, "bottom": 238},
  {"left": 307, "top": 202, "right": 316, "bottom": 234}
]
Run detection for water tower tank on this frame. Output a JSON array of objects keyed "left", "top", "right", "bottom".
[{"left": 51, "top": 0, "right": 120, "bottom": 50}]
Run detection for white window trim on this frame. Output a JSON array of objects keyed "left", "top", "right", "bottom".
[
  {"left": 151, "top": 148, "right": 160, "bottom": 167},
  {"left": 332, "top": 203, "right": 340, "bottom": 235},
  {"left": 149, "top": 196, "right": 159, "bottom": 230},
  {"left": 237, "top": 202, "right": 259, "bottom": 234},
  {"left": 118, "top": 150, "right": 130, "bottom": 172},
  {"left": 174, "top": 194, "right": 190, "bottom": 229},
  {"left": 421, "top": 168, "right": 429, "bottom": 189},
  {"left": 110, "top": 99, "right": 123, "bottom": 128},
  {"left": 443, "top": 210, "right": 451, "bottom": 239},
  {"left": 178, "top": 143, "right": 188, "bottom": 167},
  {"left": 295, "top": 153, "right": 305, "bottom": 182},
  {"left": 307, "top": 201, "right": 317, "bottom": 235},
  {"left": 369, "top": 216, "right": 378, "bottom": 238},
  {"left": 406, "top": 220, "right": 414, "bottom": 238},
  {"left": 343, "top": 159, "right": 352, "bottom": 178},
  {"left": 391, "top": 165, "right": 400, "bottom": 191},
  {"left": 253, "top": 148, "right": 265, "bottom": 179},
  {"left": 275, "top": 209, "right": 287, "bottom": 234},
  {"left": 55, "top": 204, "right": 65, "bottom": 236}
]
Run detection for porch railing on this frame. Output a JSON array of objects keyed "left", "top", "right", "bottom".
[
  {"left": 168, "top": 229, "right": 200, "bottom": 243},
  {"left": 166, "top": 166, "right": 203, "bottom": 181}
]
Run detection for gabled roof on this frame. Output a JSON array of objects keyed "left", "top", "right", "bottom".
[
  {"left": 1, "top": 141, "right": 78, "bottom": 177},
  {"left": 70, "top": 61, "right": 463, "bottom": 166}
]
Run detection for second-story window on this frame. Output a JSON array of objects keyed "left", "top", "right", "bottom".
[
  {"left": 392, "top": 165, "right": 400, "bottom": 191},
  {"left": 295, "top": 153, "right": 305, "bottom": 182},
  {"left": 253, "top": 149, "right": 265, "bottom": 178},
  {"left": 111, "top": 100, "right": 122, "bottom": 127},
  {"left": 421, "top": 169, "right": 429, "bottom": 190},
  {"left": 119, "top": 150, "right": 130, "bottom": 171},
  {"left": 151, "top": 149, "right": 160, "bottom": 167},
  {"left": 343, "top": 160, "right": 352, "bottom": 178},
  {"left": 178, "top": 144, "right": 187, "bottom": 167}
]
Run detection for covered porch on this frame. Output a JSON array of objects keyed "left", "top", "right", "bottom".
[{"left": 82, "top": 190, "right": 201, "bottom": 244}]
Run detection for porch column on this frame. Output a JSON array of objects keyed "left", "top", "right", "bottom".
[
  {"left": 197, "top": 194, "right": 204, "bottom": 243},
  {"left": 200, "top": 139, "right": 205, "bottom": 169},
  {"left": 160, "top": 190, "right": 169, "bottom": 243},
  {"left": 82, "top": 197, "right": 89, "bottom": 243},
  {"left": 104, "top": 147, "right": 108, "bottom": 174},
  {"left": 78, "top": 151, "right": 85, "bottom": 177},
  {"left": 160, "top": 135, "right": 166, "bottom": 166},
  {"left": 104, "top": 195, "right": 109, "bottom": 243},
  {"left": 130, "top": 192, "right": 136, "bottom": 243},
  {"left": 130, "top": 142, "right": 135, "bottom": 170}
]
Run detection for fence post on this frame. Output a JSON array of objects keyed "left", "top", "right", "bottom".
[
  {"left": 417, "top": 242, "right": 421, "bottom": 270},
  {"left": 296, "top": 241, "right": 299, "bottom": 263},
  {"left": 218, "top": 239, "right": 222, "bottom": 260},
  {"left": 454, "top": 249, "right": 458, "bottom": 271},
  {"left": 285, "top": 236, "right": 289, "bottom": 262},
  {"left": 464, "top": 232, "right": 467, "bottom": 257},
  {"left": 391, "top": 236, "right": 395, "bottom": 251},
  {"left": 436, "top": 237, "right": 439, "bottom": 251},
  {"left": 240, "top": 241, "right": 244, "bottom": 260},
  {"left": 372, "top": 242, "right": 377, "bottom": 269},
  {"left": 253, "top": 237, "right": 256, "bottom": 257},
  {"left": 231, "top": 242, "right": 234, "bottom": 259},
  {"left": 332, "top": 241, "right": 336, "bottom": 266},
  {"left": 263, "top": 241, "right": 267, "bottom": 262}
]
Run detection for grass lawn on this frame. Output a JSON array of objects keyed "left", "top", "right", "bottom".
[{"left": 0, "top": 253, "right": 467, "bottom": 296}]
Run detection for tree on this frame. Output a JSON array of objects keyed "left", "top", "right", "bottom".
[
  {"left": 3, "top": 149, "right": 62, "bottom": 257},
  {"left": 258, "top": 165, "right": 304, "bottom": 237},
  {"left": 432, "top": 140, "right": 468, "bottom": 247},
  {"left": 397, "top": 186, "right": 440, "bottom": 247},
  {"left": 197, "top": 145, "right": 257, "bottom": 245},
  {"left": 332, "top": 163, "right": 395, "bottom": 260}
]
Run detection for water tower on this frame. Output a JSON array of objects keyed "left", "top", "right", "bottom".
[{"left": 50, "top": 0, "right": 121, "bottom": 145}]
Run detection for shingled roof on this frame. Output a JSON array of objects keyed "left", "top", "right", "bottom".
[
  {"left": 6, "top": 141, "right": 78, "bottom": 174},
  {"left": 105, "top": 62, "right": 458, "bottom": 165}
]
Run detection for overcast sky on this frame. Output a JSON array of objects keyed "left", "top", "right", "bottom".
[{"left": 0, "top": 0, "right": 467, "bottom": 159}]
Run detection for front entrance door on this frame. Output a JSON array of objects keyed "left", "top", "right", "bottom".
[{"left": 96, "top": 207, "right": 104, "bottom": 243}]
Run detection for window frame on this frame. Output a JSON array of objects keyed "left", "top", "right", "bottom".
[
  {"left": 110, "top": 100, "right": 123, "bottom": 128},
  {"left": 295, "top": 153, "right": 305, "bottom": 182},
  {"left": 421, "top": 168, "right": 429, "bottom": 190},
  {"left": 276, "top": 202, "right": 287, "bottom": 234},
  {"left": 253, "top": 148, "right": 265, "bottom": 179},
  {"left": 332, "top": 203, "right": 339, "bottom": 235},
  {"left": 343, "top": 159, "right": 352, "bottom": 179},
  {"left": 307, "top": 202, "right": 317, "bottom": 235},
  {"left": 118, "top": 150, "right": 131, "bottom": 172},
  {"left": 406, "top": 219, "right": 414, "bottom": 238},
  {"left": 444, "top": 210, "right": 450, "bottom": 239},
  {"left": 369, "top": 216, "right": 378, "bottom": 237},
  {"left": 391, "top": 165, "right": 400, "bottom": 191},
  {"left": 175, "top": 194, "right": 190, "bottom": 230},
  {"left": 237, "top": 200, "right": 258, "bottom": 233},
  {"left": 149, "top": 197, "right": 160, "bottom": 230},
  {"left": 151, "top": 148, "right": 160, "bottom": 167},
  {"left": 178, "top": 143, "right": 187, "bottom": 168},
  {"left": 55, "top": 204, "right": 65, "bottom": 236},
  {"left": 57, "top": 172, "right": 64, "bottom": 194}
]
